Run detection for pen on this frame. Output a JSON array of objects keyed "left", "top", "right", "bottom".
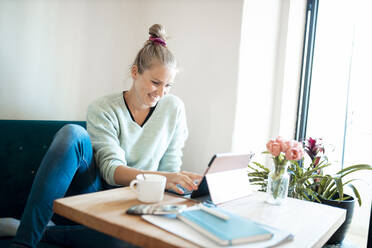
[{"left": 198, "top": 203, "right": 230, "bottom": 221}]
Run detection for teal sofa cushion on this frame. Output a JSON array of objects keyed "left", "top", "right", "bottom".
[
  {"left": 0, "top": 238, "right": 62, "bottom": 248},
  {"left": 0, "top": 120, "right": 86, "bottom": 219}
]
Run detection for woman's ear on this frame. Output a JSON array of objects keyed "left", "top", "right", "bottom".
[{"left": 131, "top": 65, "right": 139, "bottom": 80}]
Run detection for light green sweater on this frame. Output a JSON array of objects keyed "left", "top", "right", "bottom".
[{"left": 86, "top": 92, "right": 188, "bottom": 186}]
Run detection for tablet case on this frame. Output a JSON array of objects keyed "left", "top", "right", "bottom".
[{"left": 190, "top": 153, "right": 254, "bottom": 204}]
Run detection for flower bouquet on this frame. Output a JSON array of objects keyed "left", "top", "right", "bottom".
[{"left": 264, "top": 137, "right": 304, "bottom": 205}]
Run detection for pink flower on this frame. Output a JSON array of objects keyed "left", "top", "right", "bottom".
[
  {"left": 285, "top": 146, "right": 304, "bottom": 161},
  {"left": 271, "top": 143, "right": 281, "bottom": 156},
  {"left": 266, "top": 138, "right": 282, "bottom": 157},
  {"left": 267, "top": 136, "right": 304, "bottom": 158},
  {"left": 266, "top": 139, "right": 274, "bottom": 150},
  {"left": 282, "top": 141, "right": 292, "bottom": 152},
  {"left": 274, "top": 136, "right": 286, "bottom": 145},
  {"left": 275, "top": 136, "right": 288, "bottom": 152}
]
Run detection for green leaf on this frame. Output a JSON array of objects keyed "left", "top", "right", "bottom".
[
  {"left": 317, "top": 177, "right": 328, "bottom": 194},
  {"left": 247, "top": 165, "right": 259, "bottom": 173},
  {"left": 336, "top": 164, "right": 372, "bottom": 175},
  {"left": 250, "top": 182, "right": 267, "bottom": 186},
  {"left": 303, "top": 163, "right": 330, "bottom": 177},
  {"left": 308, "top": 175, "right": 324, "bottom": 180},
  {"left": 318, "top": 175, "right": 332, "bottom": 196},
  {"left": 249, "top": 178, "right": 266, "bottom": 183},
  {"left": 248, "top": 172, "right": 267, "bottom": 177},
  {"left": 336, "top": 164, "right": 372, "bottom": 180},
  {"left": 302, "top": 192, "right": 311, "bottom": 201},
  {"left": 342, "top": 179, "right": 357, "bottom": 187},
  {"left": 250, "top": 162, "right": 270, "bottom": 172},
  {"left": 296, "top": 163, "right": 303, "bottom": 177},
  {"left": 348, "top": 184, "right": 362, "bottom": 206},
  {"left": 328, "top": 187, "right": 338, "bottom": 200},
  {"left": 321, "top": 175, "right": 334, "bottom": 197},
  {"left": 305, "top": 188, "right": 320, "bottom": 202},
  {"left": 327, "top": 177, "right": 343, "bottom": 201},
  {"left": 323, "top": 181, "right": 335, "bottom": 198}
]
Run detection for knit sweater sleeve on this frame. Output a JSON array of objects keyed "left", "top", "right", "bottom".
[
  {"left": 86, "top": 102, "right": 126, "bottom": 186},
  {"left": 158, "top": 101, "right": 188, "bottom": 172}
]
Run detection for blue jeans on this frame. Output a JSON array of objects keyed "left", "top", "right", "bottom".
[{"left": 10, "top": 124, "right": 137, "bottom": 248}]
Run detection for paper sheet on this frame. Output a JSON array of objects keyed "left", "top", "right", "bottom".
[{"left": 142, "top": 214, "right": 293, "bottom": 248}]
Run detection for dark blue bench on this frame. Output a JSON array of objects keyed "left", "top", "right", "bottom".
[{"left": 0, "top": 120, "right": 86, "bottom": 247}]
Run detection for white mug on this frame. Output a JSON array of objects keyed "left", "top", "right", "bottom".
[{"left": 129, "top": 174, "right": 167, "bottom": 203}]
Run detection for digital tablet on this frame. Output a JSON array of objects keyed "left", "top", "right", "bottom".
[{"left": 167, "top": 152, "right": 254, "bottom": 204}]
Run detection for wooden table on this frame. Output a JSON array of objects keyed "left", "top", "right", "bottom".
[{"left": 53, "top": 187, "right": 346, "bottom": 248}]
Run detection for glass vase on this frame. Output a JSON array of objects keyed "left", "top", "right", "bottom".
[{"left": 266, "top": 161, "right": 289, "bottom": 205}]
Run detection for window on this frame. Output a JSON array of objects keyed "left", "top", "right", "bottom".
[{"left": 297, "top": 0, "right": 372, "bottom": 245}]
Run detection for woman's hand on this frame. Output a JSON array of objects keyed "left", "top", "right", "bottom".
[{"left": 164, "top": 171, "right": 203, "bottom": 194}]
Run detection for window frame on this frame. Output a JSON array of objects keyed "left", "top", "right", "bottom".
[{"left": 295, "top": 0, "right": 319, "bottom": 142}]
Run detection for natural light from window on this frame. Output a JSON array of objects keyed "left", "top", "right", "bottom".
[{"left": 306, "top": 0, "right": 372, "bottom": 245}]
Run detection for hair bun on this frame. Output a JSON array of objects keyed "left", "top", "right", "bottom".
[{"left": 149, "top": 24, "right": 167, "bottom": 41}]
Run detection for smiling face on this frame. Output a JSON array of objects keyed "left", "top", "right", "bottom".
[{"left": 131, "top": 63, "right": 176, "bottom": 108}]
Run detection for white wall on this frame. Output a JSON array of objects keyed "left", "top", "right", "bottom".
[
  {"left": 0, "top": 0, "right": 297, "bottom": 174},
  {"left": 135, "top": 0, "right": 245, "bottom": 173},
  {"left": 232, "top": 0, "right": 306, "bottom": 158},
  {"left": 0, "top": 1, "right": 140, "bottom": 119},
  {"left": 232, "top": 0, "right": 283, "bottom": 156}
]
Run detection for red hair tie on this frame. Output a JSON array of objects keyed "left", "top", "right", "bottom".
[{"left": 149, "top": 36, "right": 166, "bottom": 47}]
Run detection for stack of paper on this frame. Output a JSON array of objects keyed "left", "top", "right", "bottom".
[{"left": 142, "top": 207, "right": 293, "bottom": 247}]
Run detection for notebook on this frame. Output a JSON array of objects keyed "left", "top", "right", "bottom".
[{"left": 177, "top": 208, "right": 273, "bottom": 246}]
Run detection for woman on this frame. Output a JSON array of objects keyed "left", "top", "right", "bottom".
[{"left": 10, "top": 24, "right": 201, "bottom": 248}]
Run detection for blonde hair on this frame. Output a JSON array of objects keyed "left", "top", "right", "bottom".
[{"left": 132, "top": 24, "right": 177, "bottom": 74}]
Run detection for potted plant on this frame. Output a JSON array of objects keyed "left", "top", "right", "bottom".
[{"left": 248, "top": 136, "right": 372, "bottom": 244}]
